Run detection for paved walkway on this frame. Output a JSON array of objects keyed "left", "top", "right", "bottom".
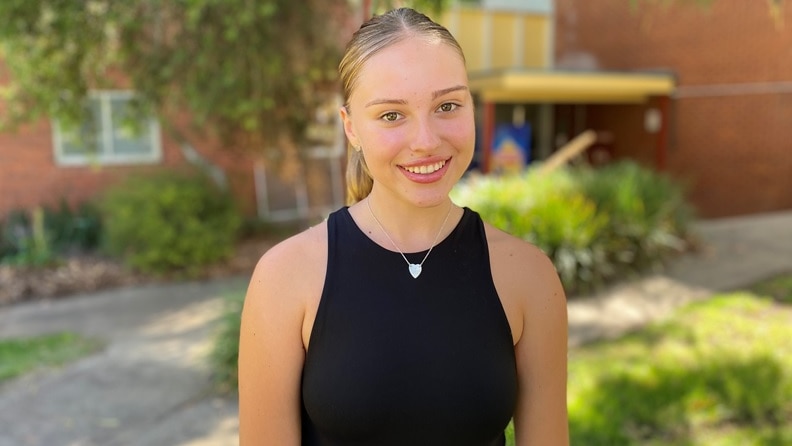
[
  {"left": 0, "top": 210, "right": 790, "bottom": 445},
  {"left": 567, "top": 210, "right": 792, "bottom": 346}
]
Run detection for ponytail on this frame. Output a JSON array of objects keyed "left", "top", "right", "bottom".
[{"left": 345, "top": 146, "right": 373, "bottom": 205}]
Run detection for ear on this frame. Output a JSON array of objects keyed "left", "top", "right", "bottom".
[{"left": 339, "top": 106, "right": 360, "bottom": 148}]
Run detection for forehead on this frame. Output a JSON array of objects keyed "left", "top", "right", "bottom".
[{"left": 350, "top": 36, "right": 468, "bottom": 103}]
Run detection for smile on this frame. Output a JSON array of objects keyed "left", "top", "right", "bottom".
[{"left": 401, "top": 160, "right": 447, "bottom": 175}]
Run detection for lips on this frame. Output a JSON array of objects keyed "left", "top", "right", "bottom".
[{"left": 400, "top": 160, "right": 447, "bottom": 174}]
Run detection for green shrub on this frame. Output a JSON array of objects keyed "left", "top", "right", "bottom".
[
  {"left": 452, "top": 162, "right": 693, "bottom": 294},
  {"left": 0, "top": 209, "right": 31, "bottom": 261},
  {"left": 100, "top": 170, "right": 242, "bottom": 275},
  {"left": 1, "top": 200, "right": 103, "bottom": 266},
  {"left": 579, "top": 161, "right": 694, "bottom": 272},
  {"left": 44, "top": 199, "right": 102, "bottom": 254},
  {"left": 0, "top": 207, "right": 55, "bottom": 267},
  {"left": 523, "top": 191, "right": 611, "bottom": 292},
  {"left": 454, "top": 169, "right": 610, "bottom": 293},
  {"left": 453, "top": 168, "right": 578, "bottom": 235}
]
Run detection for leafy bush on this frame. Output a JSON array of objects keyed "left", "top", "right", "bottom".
[
  {"left": 44, "top": 199, "right": 102, "bottom": 255},
  {"left": 0, "top": 207, "right": 55, "bottom": 267},
  {"left": 452, "top": 162, "right": 693, "bottom": 294},
  {"left": 454, "top": 168, "right": 578, "bottom": 235},
  {"left": 100, "top": 170, "right": 242, "bottom": 275},
  {"left": 1, "top": 200, "right": 103, "bottom": 266},
  {"left": 453, "top": 168, "right": 611, "bottom": 293},
  {"left": 0, "top": 209, "right": 32, "bottom": 261},
  {"left": 579, "top": 161, "right": 694, "bottom": 273}
]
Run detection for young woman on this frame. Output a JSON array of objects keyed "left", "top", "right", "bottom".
[{"left": 238, "top": 8, "right": 568, "bottom": 446}]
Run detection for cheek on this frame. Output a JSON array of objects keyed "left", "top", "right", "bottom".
[
  {"left": 360, "top": 123, "right": 408, "bottom": 154},
  {"left": 439, "top": 118, "right": 475, "bottom": 150}
]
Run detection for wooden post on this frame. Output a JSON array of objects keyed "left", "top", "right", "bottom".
[{"left": 537, "top": 130, "right": 598, "bottom": 175}]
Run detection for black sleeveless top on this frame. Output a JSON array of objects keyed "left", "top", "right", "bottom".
[{"left": 301, "top": 207, "right": 517, "bottom": 446}]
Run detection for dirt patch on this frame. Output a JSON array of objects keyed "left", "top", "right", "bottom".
[{"left": 0, "top": 237, "right": 277, "bottom": 307}]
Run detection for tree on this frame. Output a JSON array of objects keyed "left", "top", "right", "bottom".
[
  {"left": 0, "top": 0, "right": 450, "bottom": 172},
  {"left": 0, "top": 0, "right": 351, "bottom": 173}
]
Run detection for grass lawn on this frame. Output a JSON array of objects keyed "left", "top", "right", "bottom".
[
  {"left": 0, "top": 332, "right": 103, "bottom": 383},
  {"left": 561, "top": 272, "right": 792, "bottom": 446}
]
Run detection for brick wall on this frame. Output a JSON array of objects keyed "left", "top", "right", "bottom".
[
  {"left": 0, "top": 116, "right": 259, "bottom": 221},
  {"left": 555, "top": 0, "right": 792, "bottom": 217}
]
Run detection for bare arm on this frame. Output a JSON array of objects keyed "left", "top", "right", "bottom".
[
  {"left": 238, "top": 228, "right": 325, "bottom": 445},
  {"left": 488, "top": 228, "right": 569, "bottom": 446},
  {"left": 513, "top": 246, "right": 569, "bottom": 445}
]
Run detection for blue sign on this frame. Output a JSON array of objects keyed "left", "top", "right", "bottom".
[{"left": 491, "top": 123, "right": 531, "bottom": 174}]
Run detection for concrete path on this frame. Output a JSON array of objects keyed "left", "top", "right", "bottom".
[
  {"left": 0, "top": 210, "right": 790, "bottom": 445},
  {"left": 567, "top": 210, "right": 792, "bottom": 346},
  {"left": 0, "top": 279, "right": 247, "bottom": 446}
]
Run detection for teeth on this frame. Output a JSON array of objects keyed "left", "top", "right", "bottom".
[{"left": 404, "top": 160, "right": 445, "bottom": 174}]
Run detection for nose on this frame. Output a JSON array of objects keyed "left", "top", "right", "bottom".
[{"left": 409, "top": 115, "right": 441, "bottom": 152}]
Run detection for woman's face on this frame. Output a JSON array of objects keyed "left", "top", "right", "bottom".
[{"left": 341, "top": 36, "right": 475, "bottom": 208}]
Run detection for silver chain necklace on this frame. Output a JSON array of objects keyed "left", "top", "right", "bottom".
[{"left": 366, "top": 198, "right": 453, "bottom": 279}]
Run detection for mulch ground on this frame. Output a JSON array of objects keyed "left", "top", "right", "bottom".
[{"left": 0, "top": 237, "right": 278, "bottom": 307}]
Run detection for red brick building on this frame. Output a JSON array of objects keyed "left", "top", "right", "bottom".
[
  {"left": 0, "top": 89, "right": 259, "bottom": 220},
  {"left": 0, "top": 68, "right": 345, "bottom": 222},
  {"left": 555, "top": 0, "right": 792, "bottom": 217}
]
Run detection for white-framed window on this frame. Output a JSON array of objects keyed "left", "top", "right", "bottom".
[{"left": 53, "top": 91, "right": 163, "bottom": 166}]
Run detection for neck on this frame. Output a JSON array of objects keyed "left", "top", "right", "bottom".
[{"left": 364, "top": 194, "right": 456, "bottom": 253}]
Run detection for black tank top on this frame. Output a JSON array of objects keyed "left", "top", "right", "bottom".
[{"left": 301, "top": 207, "right": 517, "bottom": 446}]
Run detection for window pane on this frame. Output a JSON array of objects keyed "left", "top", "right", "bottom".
[
  {"left": 61, "top": 100, "right": 103, "bottom": 156},
  {"left": 54, "top": 92, "right": 162, "bottom": 166},
  {"left": 110, "top": 98, "right": 153, "bottom": 156}
]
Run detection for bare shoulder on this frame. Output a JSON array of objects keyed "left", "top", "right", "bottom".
[
  {"left": 484, "top": 222, "right": 567, "bottom": 343},
  {"left": 251, "top": 221, "right": 328, "bottom": 281},
  {"left": 246, "top": 221, "right": 328, "bottom": 309},
  {"left": 485, "top": 222, "right": 544, "bottom": 259},
  {"left": 484, "top": 222, "right": 560, "bottom": 290}
]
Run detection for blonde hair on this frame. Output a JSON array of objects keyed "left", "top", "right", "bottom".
[{"left": 339, "top": 8, "right": 465, "bottom": 205}]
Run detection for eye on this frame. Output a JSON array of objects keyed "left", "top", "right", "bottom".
[
  {"left": 438, "top": 103, "right": 458, "bottom": 113},
  {"left": 381, "top": 112, "right": 400, "bottom": 122}
]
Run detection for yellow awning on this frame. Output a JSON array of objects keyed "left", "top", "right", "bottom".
[{"left": 468, "top": 70, "right": 676, "bottom": 104}]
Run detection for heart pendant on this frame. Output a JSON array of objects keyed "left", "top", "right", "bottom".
[{"left": 408, "top": 263, "right": 422, "bottom": 278}]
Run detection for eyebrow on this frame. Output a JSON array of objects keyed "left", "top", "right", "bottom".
[
  {"left": 432, "top": 85, "right": 468, "bottom": 99},
  {"left": 364, "top": 85, "right": 469, "bottom": 108},
  {"left": 365, "top": 98, "right": 406, "bottom": 108}
]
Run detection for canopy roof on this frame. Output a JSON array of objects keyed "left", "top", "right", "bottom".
[{"left": 468, "top": 69, "right": 676, "bottom": 103}]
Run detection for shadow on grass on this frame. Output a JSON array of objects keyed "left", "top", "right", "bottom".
[
  {"left": 570, "top": 353, "right": 789, "bottom": 446},
  {"left": 748, "top": 271, "right": 792, "bottom": 304}
]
